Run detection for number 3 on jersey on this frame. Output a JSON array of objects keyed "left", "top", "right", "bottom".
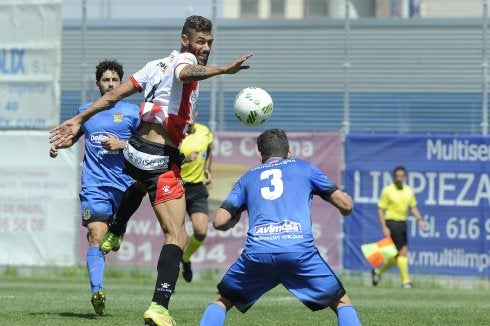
[{"left": 260, "top": 169, "right": 283, "bottom": 200}]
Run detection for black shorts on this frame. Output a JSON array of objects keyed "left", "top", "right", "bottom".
[
  {"left": 184, "top": 182, "right": 209, "bottom": 216},
  {"left": 123, "top": 134, "right": 185, "bottom": 205},
  {"left": 386, "top": 220, "right": 407, "bottom": 250}
]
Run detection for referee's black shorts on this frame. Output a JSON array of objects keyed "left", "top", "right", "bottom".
[
  {"left": 386, "top": 220, "right": 407, "bottom": 250},
  {"left": 184, "top": 182, "right": 209, "bottom": 216}
]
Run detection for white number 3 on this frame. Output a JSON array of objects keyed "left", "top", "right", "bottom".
[{"left": 260, "top": 169, "right": 283, "bottom": 200}]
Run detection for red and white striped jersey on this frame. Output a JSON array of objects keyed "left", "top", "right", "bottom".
[{"left": 129, "top": 50, "right": 199, "bottom": 146}]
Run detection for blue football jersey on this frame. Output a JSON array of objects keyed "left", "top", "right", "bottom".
[
  {"left": 80, "top": 101, "right": 139, "bottom": 191},
  {"left": 221, "top": 158, "right": 339, "bottom": 253}
]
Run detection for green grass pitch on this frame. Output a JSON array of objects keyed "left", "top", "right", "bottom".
[{"left": 0, "top": 267, "right": 488, "bottom": 325}]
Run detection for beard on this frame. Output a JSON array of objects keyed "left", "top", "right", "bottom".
[
  {"left": 394, "top": 181, "right": 404, "bottom": 189},
  {"left": 197, "top": 54, "right": 208, "bottom": 66},
  {"left": 99, "top": 86, "right": 113, "bottom": 96}
]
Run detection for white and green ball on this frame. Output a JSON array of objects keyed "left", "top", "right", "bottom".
[{"left": 233, "top": 87, "right": 273, "bottom": 126}]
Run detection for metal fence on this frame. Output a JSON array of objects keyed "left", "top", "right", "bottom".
[{"left": 60, "top": 2, "right": 490, "bottom": 134}]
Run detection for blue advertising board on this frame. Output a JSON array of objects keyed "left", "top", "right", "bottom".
[{"left": 344, "top": 134, "right": 490, "bottom": 277}]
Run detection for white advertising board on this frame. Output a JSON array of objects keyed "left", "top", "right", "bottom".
[
  {"left": 0, "top": 0, "right": 61, "bottom": 129},
  {"left": 0, "top": 131, "right": 80, "bottom": 266}
]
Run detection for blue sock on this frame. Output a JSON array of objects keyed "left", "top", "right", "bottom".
[
  {"left": 86, "top": 246, "right": 105, "bottom": 293},
  {"left": 200, "top": 303, "right": 226, "bottom": 326},
  {"left": 337, "top": 305, "right": 361, "bottom": 326}
]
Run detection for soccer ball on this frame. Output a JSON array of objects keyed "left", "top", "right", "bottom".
[{"left": 233, "top": 87, "right": 273, "bottom": 126}]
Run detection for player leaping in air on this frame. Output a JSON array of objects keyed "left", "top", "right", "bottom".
[{"left": 50, "top": 15, "right": 252, "bottom": 326}]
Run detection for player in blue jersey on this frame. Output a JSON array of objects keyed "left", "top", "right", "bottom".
[
  {"left": 50, "top": 59, "right": 146, "bottom": 315},
  {"left": 199, "top": 129, "right": 361, "bottom": 326}
]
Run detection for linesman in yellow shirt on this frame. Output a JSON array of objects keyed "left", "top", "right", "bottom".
[
  {"left": 179, "top": 120, "right": 213, "bottom": 282},
  {"left": 372, "top": 166, "right": 425, "bottom": 289}
]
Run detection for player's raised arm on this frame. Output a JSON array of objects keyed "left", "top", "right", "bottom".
[
  {"left": 49, "top": 79, "right": 138, "bottom": 147},
  {"left": 178, "top": 53, "right": 253, "bottom": 82},
  {"left": 83, "top": 79, "right": 138, "bottom": 118}
]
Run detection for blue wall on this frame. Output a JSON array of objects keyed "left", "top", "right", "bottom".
[{"left": 61, "top": 91, "right": 483, "bottom": 133}]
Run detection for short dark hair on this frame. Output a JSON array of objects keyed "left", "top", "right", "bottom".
[
  {"left": 256, "top": 129, "right": 289, "bottom": 163},
  {"left": 181, "top": 15, "right": 212, "bottom": 37},
  {"left": 393, "top": 165, "right": 407, "bottom": 176},
  {"left": 95, "top": 59, "right": 123, "bottom": 82}
]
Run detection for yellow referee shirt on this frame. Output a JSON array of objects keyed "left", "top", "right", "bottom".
[
  {"left": 180, "top": 123, "right": 213, "bottom": 183},
  {"left": 377, "top": 184, "right": 417, "bottom": 222}
]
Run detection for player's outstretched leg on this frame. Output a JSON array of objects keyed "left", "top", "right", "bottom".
[
  {"left": 144, "top": 197, "right": 187, "bottom": 326},
  {"left": 143, "top": 244, "right": 182, "bottom": 325},
  {"left": 100, "top": 183, "right": 146, "bottom": 253},
  {"left": 100, "top": 231, "right": 123, "bottom": 253},
  {"left": 86, "top": 246, "right": 106, "bottom": 315}
]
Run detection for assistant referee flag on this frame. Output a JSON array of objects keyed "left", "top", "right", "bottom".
[{"left": 361, "top": 236, "right": 398, "bottom": 268}]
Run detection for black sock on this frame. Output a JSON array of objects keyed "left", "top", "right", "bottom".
[
  {"left": 109, "top": 183, "right": 146, "bottom": 236},
  {"left": 152, "top": 244, "right": 183, "bottom": 309}
]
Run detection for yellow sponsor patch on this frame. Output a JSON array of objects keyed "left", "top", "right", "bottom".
[
  {"left": 113, "top": 113, "right": 123, "bottom": 123},
  {"left": 83, "top": 209, "right": 91, "bottom": 220}
]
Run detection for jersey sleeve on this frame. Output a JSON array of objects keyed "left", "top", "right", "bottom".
[
  {"left": 309, "top": 163, "right": 339, "bottom": 200},
  {"left": 175, "top": 52, "right": 197, "bottom": 67},
  {"left": 378, "top": 187, "right": 389, "bottom": 209},
  {"left": 174, "top": 52, "right": 197, "bottom": 81},
  {"left": 206, "top": 127, "right": 213, "bottom": 146},
  {"left": 130, "top": 105, "right": 140, "bottom": 134},
  {"left": 220, "top": 178, "right": 247, "bottom": 217},
  {"left": 409, "top": 188, "right": 418, "bottom": 208},
  {"left": 129, "top": 61, "right": 153, "bottom": 92},
  {"left": 77, "top": 102, "right": 91, "bottom": 114}
]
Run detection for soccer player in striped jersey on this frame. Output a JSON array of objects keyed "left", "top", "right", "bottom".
[
  {"left": 50, "top": 16, "right": 251, "bottom": 326},
  {"left": 200, "top": 129, "right": 361, "bottom": 326}
]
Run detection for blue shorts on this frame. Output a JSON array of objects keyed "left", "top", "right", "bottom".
[
  {"left": 79, "top": 186, "right": 125, "bottom": 226},
  {"left": 217, "top": 249, "right": 346, "bottom": 313}
]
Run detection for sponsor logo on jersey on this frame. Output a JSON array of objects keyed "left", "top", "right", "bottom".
[
  {"left": 158, "top": 61, "right": 168, "bottom": 74},
  {"left": 123, "top": 145, "right": 169, "bottom": 170},
  {"left": 97, "top": 149, "right": 119, "bottom": 155},
  {"left": 113, "top": 113, "right": 123, "bottom": 123},
  {"left": 88, "top": 131, "right": 119, "bottom": 148},
  {"left": 254, "top": 219, "right": 302, "bottom": 235}
]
